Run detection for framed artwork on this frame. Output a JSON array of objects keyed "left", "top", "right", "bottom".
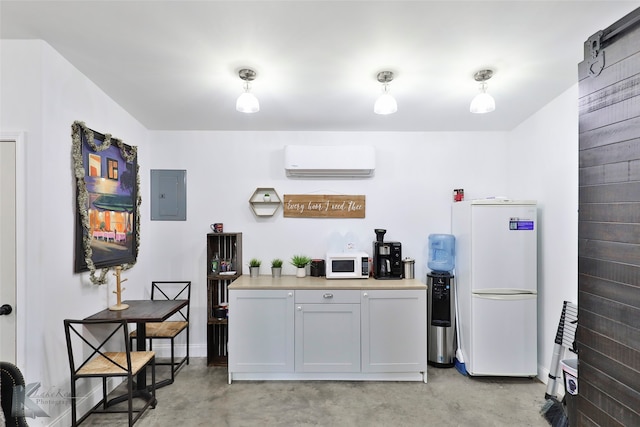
[{"left": 72, "top": 122, "right": 140, "bottom": 284}]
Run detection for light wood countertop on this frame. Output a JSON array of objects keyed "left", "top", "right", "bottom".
[{"left": 228, "top": 275, "right": 426, "bottom": 290}]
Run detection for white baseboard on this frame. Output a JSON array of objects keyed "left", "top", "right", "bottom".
[
  {"left": 46, "top": 378, "right": 122, "bottom": 427},
  {"left": 146, "top": 342, "right": 207, "bottom": 358}
]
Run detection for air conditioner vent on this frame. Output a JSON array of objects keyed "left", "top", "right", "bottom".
[{"left": 284, "top": 145, "right": 375, "bottom": 179}]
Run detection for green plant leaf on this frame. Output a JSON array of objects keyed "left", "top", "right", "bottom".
[{"left": 290, "top": 255, "right": 311, "bottom": 268}]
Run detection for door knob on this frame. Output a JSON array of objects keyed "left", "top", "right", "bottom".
[{"left": 0, "top": 304, "right": 12, "bottom": 315}]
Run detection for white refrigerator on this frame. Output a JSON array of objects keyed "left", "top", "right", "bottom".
[{"left": 451, "top": 199, "right": 537, "bottom": 377}]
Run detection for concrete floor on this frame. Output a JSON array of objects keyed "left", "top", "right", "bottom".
[{"left": 81, "top": 358, "right": 550, "bottom": 426}]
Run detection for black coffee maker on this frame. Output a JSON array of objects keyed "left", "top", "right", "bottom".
[{"left": 372, "top": 229, "right": 402, "bottom": 279}]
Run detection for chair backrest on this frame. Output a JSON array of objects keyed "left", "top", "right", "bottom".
[
  {"left": 151, "top": 281, "right": 191, "bottom": 323},
  {"left": 64, "top": 319, "right": 134, "bottom": 376}
]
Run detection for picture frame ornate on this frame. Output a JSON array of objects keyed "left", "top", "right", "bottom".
[{"left": 72, "top": 121, "right": 140, "bottom": 284}]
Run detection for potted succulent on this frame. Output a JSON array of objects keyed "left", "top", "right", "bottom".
[
  {"left": 248, "top": 258, "right": 261, "bottom": 277},
  {"left": 263, "top": 192, "right": 271, "bottom": 202},
  {"left": 290, "top": 255, "right": 311, "bottom": 278},
  {"left": 271, "top": 258, "right": 283, "bottom": 278}
]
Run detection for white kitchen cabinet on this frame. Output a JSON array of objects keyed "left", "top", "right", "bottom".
[
  {"left": 295, "top": 290, "right": 361, "bottom": 373},
  {"left": 361, "top": 289, "right": 427, "bottom": 376},
  {"left": 228, "top": 289, "right": 294, "bottom": 376},
  {"left": 227, "top": 277, "right": 427, "bottom": 382}
]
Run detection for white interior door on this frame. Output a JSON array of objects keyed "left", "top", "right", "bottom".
[{"left": 0, "top": 138, "right": 17, "bottom": 363}]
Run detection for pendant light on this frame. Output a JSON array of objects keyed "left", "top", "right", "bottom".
[
  {"left": 374, "top": 71, "right": 397, "bottom": 115},
  {"left": 469, "top": 69, "right": 495, "bottom": 114},
  {"left": 236, "top": 68, "right": 259, "bottom": 113}
]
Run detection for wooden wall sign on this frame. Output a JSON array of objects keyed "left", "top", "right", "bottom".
[{"left": 283, "top": 195, "right": 365, "bottom": 218}]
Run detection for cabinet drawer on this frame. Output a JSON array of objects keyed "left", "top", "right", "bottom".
[{"left": 295, "top": 289, "right": 360, "bottom": 304}]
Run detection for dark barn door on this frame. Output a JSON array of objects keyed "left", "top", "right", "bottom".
[{"left": 578, "top": 8, "right": 640, "bottom": 426}]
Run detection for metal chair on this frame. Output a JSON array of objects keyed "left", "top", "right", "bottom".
[
  {"left": 130, "top": 281, "right": 190, "bottom": 385},
  {"left": 64, "top": 319, "right": 156, "bottom": 426}
]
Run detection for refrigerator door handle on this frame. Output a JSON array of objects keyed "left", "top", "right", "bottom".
[
  {"left": 473, "top": 293, "right": 537, "bottom": 301},
  {"left": 473, "top": 288, "right": 536, "bottom": 295}
]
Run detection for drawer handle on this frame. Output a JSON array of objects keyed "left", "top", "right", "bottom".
[
  {"left": 288, "top": 292, "right": 293, "bottom": 297},
  {"left": 323, "top": 293, "right": 334, "bottom": 299},
  {"left": 363, "top": 292, "right": 368, "bottom": 297},
  {"left": 297, "top": 306, "right": 302, "bottom": 311}
]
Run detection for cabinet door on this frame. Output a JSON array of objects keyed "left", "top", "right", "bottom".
[
  {"left": 228, "top": 289, "right": 294, "bottom": 373},
  {"left": 361, "top": 290, "right": 427, "bottom": 373},
  {"left": 295, "top": 303, "right": 361, "bottom": 373}
]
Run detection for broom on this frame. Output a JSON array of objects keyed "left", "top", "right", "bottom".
[
  {"left": 541, "top": 397, "right": 568, "bottom": 427},
  {"left": 540, "top": 301, "right": 577, "bottom": 426},
  {"left": 453, "top": 285, "right": 467, "bottom": 376}
]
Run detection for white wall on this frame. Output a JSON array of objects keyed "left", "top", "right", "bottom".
[
  {"left": 1, "top": 40, "right": 149, "bottom": 426},
  {"left": 148, "top": 130, "right": 510, "bottom": 355},
  {"left": 1, "top": 39, "right": 579, "bottom": 426},
  {"left": 508, "top": 85, "right": 579, "bottom": 381}
]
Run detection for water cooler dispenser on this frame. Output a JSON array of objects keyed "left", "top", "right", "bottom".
[{"left": 427, "top": 234, "right": 456, "bottom": 367}]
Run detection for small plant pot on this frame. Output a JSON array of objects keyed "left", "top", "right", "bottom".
[
  {"left": 263, "top": 195, "right": 271, "bottom": 202},
  {"left": 249, "top": 266, "right": 260, "bottom": 277},
  {"left": 296, "top": 267, "right": 306, "bottom": 278},
  {"left": 271, "top": 267, "right": 282, "bottom": 278}
]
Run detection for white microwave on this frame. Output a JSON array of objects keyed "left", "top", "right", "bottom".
[{"left": 325, "top": 252, "right": 370, "bottom": 279}]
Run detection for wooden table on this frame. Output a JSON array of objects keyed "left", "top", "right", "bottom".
[{"left": 85, "top": 299, "right": 188, "bottom": 399}]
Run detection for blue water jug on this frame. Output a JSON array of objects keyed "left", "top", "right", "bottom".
[{"left": 427, "top": 234, "right": 455, "bottom": 272}]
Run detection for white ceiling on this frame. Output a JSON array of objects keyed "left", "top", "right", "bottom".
[{"left": 1, "top": 1, "right": 638, "bottom": 131}]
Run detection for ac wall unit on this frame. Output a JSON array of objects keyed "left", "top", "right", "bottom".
[{"left": 284, "top": 145, "right": 375, "bottom": 178}]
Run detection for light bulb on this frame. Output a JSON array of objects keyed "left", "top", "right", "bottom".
[
  {"left": 236, "top": 82, "right": 259, "bottom": 113},
  {"left": 470, "top": 82, "right": 495, "bottom": 114},
  {"left": 236, "top": 72, "right": 259, "bottom": 113},
  {"left": 374, "top": 84, "right": 397, "bottom": 115}
]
